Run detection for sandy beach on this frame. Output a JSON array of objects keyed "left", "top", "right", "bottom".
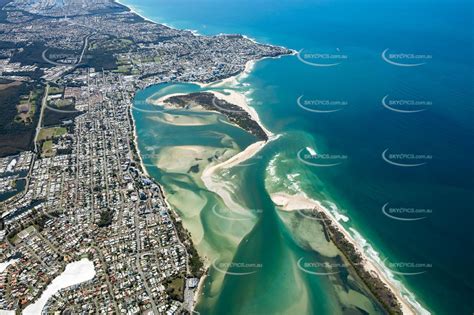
[
  {"left": 147, "top": 112, "right": 215, "bottom": 126},
  {"left": 156, "top": 145, "right": 234, "bottom": 176},
  {"left": 121, "top": 17, "right": 423, "bottom": 315},
  {"left": 128, "top": 41, "right": 274, "bottom": 314},
  {"left": 146, "top": 84, "right": 274, "bottom": 140},
  {"left": 193, "top": 269, "right": 208, "bottom": 305},
  {"left": 207, "top": 89, "right": 273, "bottom": 139},
  {"left": 202, "top": 140, "right": 266, "bottom": 212},
  {"left": 115, "top": 0, "right": 164, "bottom": 25},
  {"left": 204, "top": 59, "right": 257, "bottom": 88},
  {"left": 128, "top": 100, "right": 150, "bottom": 177},
  {"left": 147, "top": 92, "right": 190, "bottom": 106},
  {"left": 115, "top": 2, "right": 425, "bottom": 314},
  {"left": 270, "top": 191, "right": 425, "bottom": 315}
]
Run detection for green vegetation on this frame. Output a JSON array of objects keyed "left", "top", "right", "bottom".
[
  {"left": 10, "top": 225, "right": 37, "bottom": 244},
  {"left": 165, "top": 93, "right": 268, "bottom": 141},
  {"left": 187, "top": 164, "right": 200, "bottom": 173},
  {"left": 132, "top": 56, "right": 159, "bottom": 64},
  {"left": 89, "top": 38, "right": 134, "bottom": 53},
  {"left": 34, "top": 211, "right": 61, "bottom": 232},
  {"left": 113, "top": 65, "right": 132, "bottom": 73},
  {"left": 43, "top": 96, "right": 80, "bottom": 127},
  {"left": 50, "top": 98, "right": 74, "bottom": 108},
  {"left": 97, "top": 209, "right": 114, "bottom": 227},
  {"left": 48, "top": 86, "right": 64, "bottom": 95},
  {"left": 166, "top": 276, "right": 185, "bottom": 302},
  {"left": 38, "top": 127, "right": 67, "bottom": 141},
  {"left": 15, "top": 89, "right": 41, "bottom": 125},
  {"left": 315, "top": 211, "right": 403, "bottom": 315},
  {"left": 173, "top": 218, "right": 203, "bottom": 277},
  {"left": 41, "top": 140, "right": 54, "bottom": 157},
  {"left": 116, "top": 56, "right": 132, "bottom": 65}
]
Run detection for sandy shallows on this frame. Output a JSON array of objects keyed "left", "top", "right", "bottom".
[
  {"left": 146, "top": 112, "right": 218, "bottom": 126},
  {"left": 154, "top": 145, "right": 238, "bottom": 177}
]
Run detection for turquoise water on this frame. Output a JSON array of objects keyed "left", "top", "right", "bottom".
[
  {"left": 133, "top": 82, "right": 386, "bottom": 314},
  {"left": 126, "top": 0, "right": 474, "bottom": 314}
]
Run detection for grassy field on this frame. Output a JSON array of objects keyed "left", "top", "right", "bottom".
[
  {"left": 166, "top": 276, "right": 185, "bottom": 301},
  {"left": 41, "top": 140, "right": 54, "bottom": 157},
  {"left": 48, "top": 86, "right": 64, "bottom": 95},
  {"left": 114, "top": 65, "right": 132, "bottom": 73},
  {"left": 38, "top": 126, "right": 67, "bottom": 141},
  {"left": 50, "top": 98, "right": 73, "bottom": 108}
]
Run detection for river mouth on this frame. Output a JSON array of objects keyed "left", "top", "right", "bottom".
[{"left": 132, "top": 82, "right": 387, "bottom": 315}]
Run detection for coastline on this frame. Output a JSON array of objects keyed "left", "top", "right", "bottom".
[
  {"left": 271, "top": 192, "right": 428, "bottom": 315},
  {"left": 207, "top": 89, "right": 273, "bottom": 138},
  {"left": 114, "top": 0, "right": 156, "bottom": 24},
  {"left": 116, "top": 0, "right": 428, "bottom": 314},
  {"left": 128, "top": 105, "right": 150, "bottom": 177}
]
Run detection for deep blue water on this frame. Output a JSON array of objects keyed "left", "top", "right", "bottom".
[{"left": 123, "top": 0, "right": 474, "bottom": 313}]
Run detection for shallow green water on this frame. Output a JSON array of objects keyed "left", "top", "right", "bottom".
[{"left": 133, "top": 82, "right": 386, "bottom": 315}]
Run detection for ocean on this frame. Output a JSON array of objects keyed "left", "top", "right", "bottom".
[{"left": 125, "top": 0, "right": 474, "bottom": 314}]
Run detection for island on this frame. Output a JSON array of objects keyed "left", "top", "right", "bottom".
[
  {"left": 164, "top": 92, "right": 269, "bottom": 141},
  {"left": 0, "top": 0, "right": 291, "bottom": 313},
  {"left": 0, "top": 0, "right": 411, "bottom": 314}
]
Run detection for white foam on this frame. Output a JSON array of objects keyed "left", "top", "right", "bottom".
[
  {"left": 327, "top": 201, "right": 349, "bottom": 222},
  {"left": 242, "top": 35, "right": 258, "bottom": 44},
  {"left": 266, "top": 150, "right": 430, "bottom": 314},
  {"left": 286, "top": 173, "right": 302, "bottom": 193},
  {"left": 266, "top": 153, "right": 280, "bottom": 178},
  {"left": 349, "top": 228, "right": 431, "bottom": 315},
  {"left": 116, "top": 0, "right": 203, "bottom": 35}
]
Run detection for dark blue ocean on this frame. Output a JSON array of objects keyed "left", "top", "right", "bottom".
[{"left": 125, "top": 0, "right": 474, "bottom": 313}]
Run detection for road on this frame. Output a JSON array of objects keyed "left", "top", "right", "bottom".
[{"left": 33, "top": 83, "right": 49, "bottom": 154}]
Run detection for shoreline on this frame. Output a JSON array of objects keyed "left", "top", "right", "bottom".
[
  {"left": 146, "top": 82, "right": 273, "bottom": 141},
  {"left": 127, "top": 101, "right": 150, "bottom": 177},
  {"left": 192, "top": 267, "right": 208, "bottom": 306},
  {"left": 271, "top": 192, "right": 428, "bottom": 315},
  {"left": 207, "top": 89, "right": 273, "bottom": 139},
  {"left": 115, "top": 0, "right": 427, "bottom": 314},
  {"left": 201, "top": 140, "right": 267, "bottom": 201}
]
